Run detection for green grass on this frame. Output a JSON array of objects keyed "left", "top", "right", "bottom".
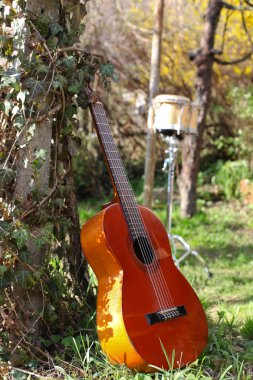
[{"left": 74, "top": 197, "right": 253, "bottom": 379}]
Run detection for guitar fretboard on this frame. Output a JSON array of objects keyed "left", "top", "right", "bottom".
[{"left": 89, "top": 101, "right": 147, "bottom": 240}]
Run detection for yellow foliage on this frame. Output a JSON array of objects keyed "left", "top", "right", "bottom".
[{"left": 122, "top": 0, "right": 253, "bottom": 97}]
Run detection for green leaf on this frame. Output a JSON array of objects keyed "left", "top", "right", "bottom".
[
  {"left": 47, "top": 36, "right": 58, "bottom": 50},
  {"left": 99, "top": 63, "right": 114, "bottom": 79},
  {"left": 23, "top": 78, "right": 46, "bottom": 97},
  {"left": 60, "top": 56, "right": 77, "bottom": 71},
  {"left": 13, "top": 115, "right": 25, "bottom": 129},
  {"left": 0, "top": 221, "right": 12, "bottom": 238},
  {"left": 12, "top": 229, "right": 30, "bottom": 249},
  {"left": 65, "top": 105, "right": 77, "bottom": 119},
  {"left": 0, "top": 167, "right": 15, "bottom": 186},
  {"left": 65, "top": 0, "right": 88, "bottom": 30},
  {"left": 35, "top": 223, "right": 54, "bottom": 249},
  {"left": 15, "top": 270, "right": 34, "bottom": 288},
  {"left": 0, "top": 266, "right": 8, "bottom": 276},
  {"left": 61, "top": 336, "right": 73, "bottom": 347},
  {"left": 10, "top": 370, "right": 27, "bottom": 380},
  {"left": 0, "top": 268, "right": 14, "bottom": 289},
  {"left": 53, "top": 74, "right": 68, "bottom": 89},
  {"left": 112, "top": 72, "right": 120, "bottom": 82},
  {"left": 50, "top": 23, "right": 64, "bottom": 37},
  {"left": 68, "top": 81, "right": 83, "bottom": 94},
  {"left": 36, "top": 64, "right": 48, "bottom": 74},
  {"left": 0, "top": 73, "right": 17, "bottom": 88},
  {"left": 18, "top": 250, "right": 32, "bottom": 264}
]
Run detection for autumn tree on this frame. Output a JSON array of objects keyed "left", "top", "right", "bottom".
[
  {"left": 180, "top": 0, "right": 253, "bottom": 216},
  {"left": 0, "top": 0, "right": 115, "bottom": 365}
]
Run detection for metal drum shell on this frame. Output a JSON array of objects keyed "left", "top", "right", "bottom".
[{"left": 153, "top": 95, "right": 191, "bottom": 135}]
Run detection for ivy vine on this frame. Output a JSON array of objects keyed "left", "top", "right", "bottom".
[{"left": 0, "top": 0, "right": 118, "bottom": 363}]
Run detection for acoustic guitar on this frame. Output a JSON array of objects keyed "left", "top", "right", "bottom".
[{"left": 80, "top": 88, "right": 208, "bottom": 372}]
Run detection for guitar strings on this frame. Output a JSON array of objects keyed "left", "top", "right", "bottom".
[
  {"left": 94, "top": 103, "right": 173, "bottom": 310},
  {"left": 92, "top": 102, "right": 175, "bottom": 310},
  {"left": 93, "top": 102, "right": 173, "bottom": 310}
]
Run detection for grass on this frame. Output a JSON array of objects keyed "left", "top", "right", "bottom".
[{"left": 8, "top": 195, "right": 253, "bottom": 379}]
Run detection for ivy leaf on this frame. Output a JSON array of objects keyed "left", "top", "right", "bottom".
[
  {"left": 23, "top": 78, "right": 46, "bottom": 97},
  {"left": 65, "top": 0, "right": 88, "bottom": 30},
  {"left": 15, "top": 270, "right": 34, "bottom": 288},
  {"left": 65, "top": 105, "right": 77, "bottom": 119},
  {"left": 13, "top": 115, "right": 25, "bottom": 129},
  {"left": 0, "top": 268, "right": 14, "bottom": 289},
  {"left": 19, "top": 250, "right": 32, "bottom": 265},
  {"left": 0, "top": 74, "right": 17, "bottom": 89},
  {"left": 99, "top": 63, "right": 115, "bottom": 79},
  {"left": 12, "top": 229, "right": 30, "bottom": 249},
  {"left": 0, "top": 266, "right": 8, "bottom": 276},
  {"left": 0, "top": 221, "right": 12, "bottom": 238},
  {"left": 68, "top": 81, "right": 83, "bottom": 94},
  {"left": 36, "top": 64, "right": 48, "bottom": 74},
  {"left": 50, "top": 23, "right": 64, "bottom": 37},
  {"left": 53, "top": 74, "right": 68, "bottom": 90},
  {"left": 60, "top": 56, "right": 77, "bottom": 71},
  {"left": 0, "top": 167, "right": 15, "bottom": 186},
  {"left": 35, "top": 223, "right": 54, "bottom": 249},
  {"left": 112, "top": 72, "right": 120, "bottom": 82}
]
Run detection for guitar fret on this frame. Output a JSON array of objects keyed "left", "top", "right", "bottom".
[{"left": 96, "top": 122, "right": 110, "bottom": 126}]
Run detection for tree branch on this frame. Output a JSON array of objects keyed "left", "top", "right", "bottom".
[
  {"left": 221, "top": 9, "right": 233, "bottom": 53},
  {"left": 214, "top": 50, "right": 253, "bottom": 65},
  {"left": 240, "top": 0, "right": 253, "bottom": 49},
  {"left": 220, "top": 1, "right": 253, "bottom": 10},
  {"left": 244, "top": 0, "right": 253, "bottom": 6}
]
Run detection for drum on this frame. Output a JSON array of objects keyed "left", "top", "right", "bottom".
[
  {"left": 188, "top": 103, "right": 201, "bottom": 134},
  {"left": 153, "top": 94, "right": 191, "bottom": 136}
]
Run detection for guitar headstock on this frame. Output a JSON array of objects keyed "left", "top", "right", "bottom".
[{"left": 85, "top": 85, "right": 99, "bottom": 104}]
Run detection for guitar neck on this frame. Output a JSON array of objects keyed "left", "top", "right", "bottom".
[{"left": 89, "top": 100, "right": 146, "bottom": 240}]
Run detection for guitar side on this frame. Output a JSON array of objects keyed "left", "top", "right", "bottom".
[
  {"left": 81, "top": 203, "right": 208, "bottom": 371},
  {"left": 80, "top": 207, "right": 150, "bottom": 372}
]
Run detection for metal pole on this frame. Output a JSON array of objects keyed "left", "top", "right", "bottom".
[{"left": 163, "top": 136, "right": 179, "bottom": 234}]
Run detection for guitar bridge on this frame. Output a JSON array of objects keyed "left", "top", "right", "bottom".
[{"left": 146, "top": 305, "right": 187, "bottom": 325}]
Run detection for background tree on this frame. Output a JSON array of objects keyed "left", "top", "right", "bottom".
[
  {"left": 180, "top": 0, "right": 253, "bottom": 217},
  {"left": 179, "top": 0, "right": 223, "bottom": 217},
  {"left": 143, "top": 0, "right": 164, "bottom": 208}
]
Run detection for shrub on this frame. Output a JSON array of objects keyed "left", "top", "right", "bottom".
[{"left": 214, "top": 160, "right": 251, "bottom": 200}]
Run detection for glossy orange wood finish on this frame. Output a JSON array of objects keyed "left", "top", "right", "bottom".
[{"left": 81, "top": 203, "right": 208, "bottom": 371}]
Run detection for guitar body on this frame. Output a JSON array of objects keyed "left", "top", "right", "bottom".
[{"left": 81, "top": 203, "right": 208, "bottom": 372}]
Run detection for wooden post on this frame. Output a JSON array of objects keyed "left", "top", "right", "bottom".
[{"left": 144, "top": 0, "right": 164, "bottom": 208}]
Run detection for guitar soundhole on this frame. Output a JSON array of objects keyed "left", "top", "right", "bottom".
[{"left": 133, "top": 236, "right": 154, "bottom": 265}]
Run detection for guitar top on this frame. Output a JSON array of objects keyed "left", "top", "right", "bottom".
[{"left": 80, "top": 87, "right": 208, "bottom": 372}]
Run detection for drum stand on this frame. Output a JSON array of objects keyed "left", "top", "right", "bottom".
[{"left": 162, "top": 135, "right": 209, "bottom": 271}]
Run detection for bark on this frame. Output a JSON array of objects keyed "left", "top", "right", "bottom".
[
  {"left": 179, "top": 0, "right": 222, "bottom": 217},
  {"left": 143, "top": 0, "right": 164, "bottom": 208}
]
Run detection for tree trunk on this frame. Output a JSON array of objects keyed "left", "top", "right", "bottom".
[
  {"left": 179, "top": 0, "right": 222, "bottom": 217},
  {"left": 144, "top": 0, "right": 164, "bottom": 208},
  {"left": 10, "top": 0, "right": 61, "bottom": 365}
]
